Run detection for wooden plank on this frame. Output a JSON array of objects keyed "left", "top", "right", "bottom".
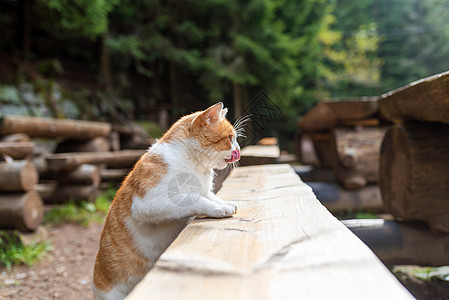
[
  {"left": 0, "top": 142, "right": 34, "bottom": 159},
  {"left": 379, "top": 70, "right": 449, "bottom": 123},
  {"left": 325, "top": 97, "right": 379, "bottom": 120},
  {"left": 239, "top": 145, "right": 280, "bottom": 166},
  {"left": 127, "top": 164, "right": 412, "bottom": 300}
]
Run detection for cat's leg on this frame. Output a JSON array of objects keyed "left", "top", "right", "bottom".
[
  {"left": 132, "top": 194, "right": 235, "bottom": 223},
  {"left": 206, "top": 191, "right": 238, "bottom": 212}
]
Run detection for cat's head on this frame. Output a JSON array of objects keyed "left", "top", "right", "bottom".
[{"left": 160, "top": 102, "right": 241, "bottom": 170}]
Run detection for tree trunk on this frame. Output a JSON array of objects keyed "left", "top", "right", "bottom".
[
  {"left": 17, "top": 0, "right": 31, "bottom": 61},
  {"left": 98, "top": 34, "right": 112, "bottom": 89},
  {"left": 380, "top": 122, "right": 449, "bottom": 233},
  {"left": 0, "top": 160, "right": 38, "bottom": 192},
  {"left": 0, "top": 190, "right": 43, "bottom": 232},
  {"left": 310, "top": 132, "right": 336, "bottom": 168},
  {"left": 233, "top": 82, "right": 243, "bottom": 118},
  {"left": 0, "top": 116, "right": 111, "bottom": 139}
]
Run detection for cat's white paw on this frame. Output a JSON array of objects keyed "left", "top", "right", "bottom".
[
  {"left": 207, "top": 205, "right": 235, "bottom": 218},
  {"left": 226, "top": 202, "right": 238, "bottom": 212}
]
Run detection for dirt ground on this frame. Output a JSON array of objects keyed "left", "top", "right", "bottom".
[
  {"left": 0, "top": 223, "right": 103, "bottom": 300},
  {"left": 1, "top": 222, "right": 449, "bottom": 300}
]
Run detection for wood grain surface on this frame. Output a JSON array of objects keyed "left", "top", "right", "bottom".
[{"left": 128, "top": 164, "right": 412, "bottom": 300}]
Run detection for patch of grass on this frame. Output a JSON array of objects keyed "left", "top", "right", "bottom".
[
  {"left": 0, "top": 232, "right": 52, "bottom": 270},
  {"left": 332, "top": 210, "right": 379, "bottom": 220},
  {"left": 394, "top": 266, "right": 449, "bottom": 282},
  {"left": 44, "top": 187, "right": 115, "bottom": 226}
]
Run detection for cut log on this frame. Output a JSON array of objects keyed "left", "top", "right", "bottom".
[
  {"left": 332, "top": 127, "right": 387, "bottom": 190},
  {"left": 0, "top": 115, "right": 111, "bottom": 139},
  {"left": 380, "top": 122, "right": 449, "bottom": 233},
  {"left": 298, "top": 102, "right": 337, "bottom": 132},
  {"left": 0, "top": 190, "right": 43, "bottom": 232},
  {"left": 41, "top": 184, "right": 99, "bottom": 204},
  {"left": 298, "top": 97, "right": 379, "bottom": 132},
  {"left": 325, "top": 97, "right": 378, "bottom": 120},
  {"left": 344, "top": 219, "right": 449, "bottom": 267},
  {"left": 308, "top": 182, "right": 384, "bottom": 212},
  {"left": 46, "top": 150, "right": 145, "bottom": 172},
  {"left": 54, "top": 137, "right": 110, "bottom": 153},
  {"left": 128, "top": 164, "right": 413, "bottom": 300},
  {"left": 57, "top": 164, "right": 102, "bottom": 186},
  {"left": 101, "top": 168, "right": 129, "bottom": 183},
  {"left": 0, "top": 133, "right": 31, "bottom": 143},
  {"left": 0, "top": 160, "right": 38, "bottom": 192},
  {"left": 379, "top": 70, "right": 449, "bottom": 124},
  {"left": 0, "top": 142, "right": 34, "bottom": 159},
  {"left": 239, "top": 145, "right": 280, "bottom": 166},
  {"left": 310, "top": 132, "right": 336, "bottom": 168}
]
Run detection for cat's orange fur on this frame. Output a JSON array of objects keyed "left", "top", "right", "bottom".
[{"left": 93, "top": 103, "right": 240, "bottom": 300}]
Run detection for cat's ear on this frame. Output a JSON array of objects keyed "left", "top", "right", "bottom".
[
  {"left": 192, "top": 102, "right": 225, "bottom": 129},
  {"left": 205, "top": 102, "right": 223, "bottom": 124},
  {"left": 221, "top": 107, "right": 228, "bottom": 119}
]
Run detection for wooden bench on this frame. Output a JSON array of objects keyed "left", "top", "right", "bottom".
[{"left": 127, "top": 164, "right": 412, "bottom": 299}]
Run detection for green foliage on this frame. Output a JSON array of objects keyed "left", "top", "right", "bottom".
[
  {"left": 0, "top": 232, "right": 51, "bottom": 270},
  {"left": 37, "top": 0, "right": 119, "bottom": 39},
  {"left": 44, "top": 188, "right": 114, "bottom": 226},
  {"left": 394, "top": 266, "right": 449, "bottom": 282}
]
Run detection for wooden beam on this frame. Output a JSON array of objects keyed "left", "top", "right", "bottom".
[
  {"left": 0, "top": 142, "right": 34, "bottom": 159},
  {"left": 239, "top": 145, "right": 280, "bottom": 166},
  {"left": 379, "top": 70, "right": 449, "bottom": 124},
  {"left": 127, "top": 164, "right": 412, "bottom": 300}
]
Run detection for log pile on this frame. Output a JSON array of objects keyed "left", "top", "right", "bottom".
[
  {"left": 379, "top": 71, "right": 449, "bottom": 233},
  {"left": 0, "top": 115, "right": 152, "bottom": 232},
  {"left": 0, "top": 141, "right": 43, "bottom": 232},
  {"left": 297, "top": 97, "right": 389, "bottom": 212}
]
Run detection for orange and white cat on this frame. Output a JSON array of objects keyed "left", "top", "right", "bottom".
[{"left": 93, "top": 103, "right": 241, "bottom": 300}]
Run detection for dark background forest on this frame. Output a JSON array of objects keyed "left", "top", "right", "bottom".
[{"left": 1, "top": 0, "right": 449, "bottom": 148}]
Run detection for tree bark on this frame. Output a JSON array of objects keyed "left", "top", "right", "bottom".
[
  {"left": 0, "top": 190, "right": 43, "bottom": 232},
  {"left": 0, "top": 160, "right": 38, "bottom": 192},
  {"left": 380, "top": 122, "right": 449, "bottom": 233},
  {"left": 98, "top": 34, "right": 112, "bottom": 89}
]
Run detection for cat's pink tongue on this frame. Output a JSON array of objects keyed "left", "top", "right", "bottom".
[{"left": 226, "top": 150, "right": 240, "bottom": 163}]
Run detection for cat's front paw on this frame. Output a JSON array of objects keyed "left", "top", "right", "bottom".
[
  {"left": 226, "top": 202, "right": 238, "bottom": 212},
  {"left": 207, "top": 205, "right": 235, "bottom": 218}
]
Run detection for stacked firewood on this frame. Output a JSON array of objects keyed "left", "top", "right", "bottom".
[
  {"left": 296, "top": 97, "right": 390, "bottom": 212},
  {"left": 0, "top": 133, "right": 42, "bottom": 232},
  {"left": 378, "top": 71, "right": 449, "bottom": 233},
  {"left": 0, "top": 115, "right": 152, "bottom": 232}
]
